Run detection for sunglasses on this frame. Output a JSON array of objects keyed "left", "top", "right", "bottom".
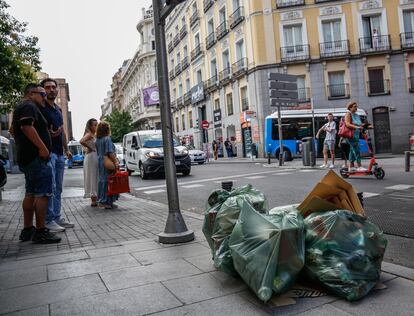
[{"left": 33, "top": 91, "right": 47, "bottom": 97}]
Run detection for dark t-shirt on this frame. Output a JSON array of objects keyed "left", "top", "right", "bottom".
[
  {"left": 40, "top": 103, "right": 64, "bottom": 155},
  {"left": 12, "top": 100, "right": 52, "bottom": 166}
]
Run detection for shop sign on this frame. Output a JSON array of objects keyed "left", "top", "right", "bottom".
[
  {"left": 143, "top": 86, "right": 159, "bottom": 106},
  {"left": 236, "top": 130, "right": 242, "bottom": 142},
  {"left": 191, "top": 82, "right": 205, "bottom": 104},
  {"left": 213, "top": 109, "right": 222, "bottom": 128},
  {"left": 253, "top": 125, "right": 260, "bottom": 142}
]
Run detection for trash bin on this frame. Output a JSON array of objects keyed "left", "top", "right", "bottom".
[{"left": 302, "top": 137, "right": 311, "bottom": 166}]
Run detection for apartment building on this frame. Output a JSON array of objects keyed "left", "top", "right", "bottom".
[{"left": 166, "top": 0, "right": 414, "bottom": 156}]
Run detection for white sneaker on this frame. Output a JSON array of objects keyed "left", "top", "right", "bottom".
[
  {"left": 329, "top": 164, "right": 335, "bottom": 169},
  {"left": 357, "top": 167, "right": 367, "bottom": 172},
  {"left": 45, "top": 221, "right": 65, "bottom": 233},
  {"left": 349, "top": 167, "right": 357, "bottom": 172},
  {"left": 319, "top": 164, "right": 327, "bottom": 168},
  {"left": 341, "top": 164, "right": 347, "bottom": 168},
  {"left": 56, "top": 218, "right": 75, "bottom": 228}
]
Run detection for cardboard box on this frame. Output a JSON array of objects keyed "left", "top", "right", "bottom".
[{"left": 298, "top": 170, "right": 365, "bottom": 217}]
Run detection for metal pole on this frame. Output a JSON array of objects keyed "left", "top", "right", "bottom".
[
  {"left": 405, "top": 151, "right": 411, "bottom": 172},
  {"left": 153, "top": 0, "right": 194, "bottom": 244},
  {"left": 277, "top": 105, "right": 284, "bottom": 166},
  {"left": 310, "top": 97, "right": 316, "bottom": 167}
]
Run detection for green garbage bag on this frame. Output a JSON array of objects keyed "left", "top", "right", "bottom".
[
  {"left": 229, "top": 201, "right": 305, "bottom": 302},
  {"left": 304, "top": 210, "right": 387, "bottom": 301},
  {"left": 202, "top": 185, "right": 267, "bottom": 275}
]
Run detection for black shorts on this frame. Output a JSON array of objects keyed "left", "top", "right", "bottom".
[{"left": 340, "top": 142, "right": 350, "bottom": 159}]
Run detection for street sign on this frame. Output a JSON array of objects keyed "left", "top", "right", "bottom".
[
  {"left": 268, "top": 81, "right": 297, "bottom": 90},
  {"left": 270, "top": 89, "right": 298, "bottom": 99},
  {"left": 201, "top": 120, "right": 209, "bottom": 129},
  {"left": 268, "top": 72, "right": 298, "bottom": 107},
  {"left": 271, "top": 99, "right": 297, "bottom": 107},
  {"left": 213, "top": 109, "right": 222, "bottom": 128},
  {"left": 268, "top": 73, "right": 297, "bottom": 82}
]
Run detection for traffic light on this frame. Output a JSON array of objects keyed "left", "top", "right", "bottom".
[{"left": 195, "top": 118, "right": 199, "bottom": 129}]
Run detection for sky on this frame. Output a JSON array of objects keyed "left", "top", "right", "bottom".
[{"left": 8, "top": 0, "right": 152, "bottom": 140}]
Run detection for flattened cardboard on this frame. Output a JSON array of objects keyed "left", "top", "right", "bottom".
[
  {"left": 299, "top": 196, "right": 339, "bottom": 217},
  {"left": 298, "top": 182, "right": 344, "bottom": 213}
]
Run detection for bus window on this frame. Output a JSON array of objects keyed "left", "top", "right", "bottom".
[{"left": 271, "top": 119, "right": 314, "bottom": 140}]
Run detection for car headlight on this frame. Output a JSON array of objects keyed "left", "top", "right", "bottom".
[
  {"left": 145, "top": 151, "right": 161, "bottom": 158},
  {"left": 182, "top": 149, "right": 189, "bottom": 155}
]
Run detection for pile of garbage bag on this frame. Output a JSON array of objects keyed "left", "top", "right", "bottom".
[
  {"left": 202, "top": 181, "right": 387, "bottom": 303},
  {"left": 304, "top": 210, "right": 387, "bottom": 301}
]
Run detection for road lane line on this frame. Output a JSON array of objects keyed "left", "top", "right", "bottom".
[
  {"left": 271, "top": 172, "right": 292, "bottom": 176},
  {"left": 142, "top": 189, "right": 166, "bottom": 194},
  {"left": 385, "top": 184, "right": 414, "bottom": 190},
  {"left": 362, "top": 192, "right": 380, "bottom": 198},
  {"left": 244, "top": 176, "right": 267, "bottom": 180},
  {"left": 180, "top": 184, "right": 205, "bottom": 189},
  {"left": 299, "top": 169, "right": 318, "bottom": 173}
]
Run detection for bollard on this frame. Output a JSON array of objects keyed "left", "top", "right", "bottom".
[
  {"left": 405, "top": 151, "right": 411, "bottom": 172},
  {"left": 222, "top": 181, "right": 233, "bottom": 192},
  {"left": 267, "top": 152, "right": 271, "bottom": 165}
]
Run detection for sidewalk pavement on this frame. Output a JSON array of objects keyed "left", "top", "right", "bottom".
[{"left": 1, "top": 190, "right": 414, "bottom": 315}]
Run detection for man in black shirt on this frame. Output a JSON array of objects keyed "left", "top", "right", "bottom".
[{"left": 11, "top": 83, "right": 61, "bottom": 244}]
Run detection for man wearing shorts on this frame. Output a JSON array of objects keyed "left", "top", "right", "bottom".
[
  {"left": 11, "top": 84, "right": 61, "bottom": 244},
  {"left": 316, "top": 113, "right": 336, "bottom": 169}
]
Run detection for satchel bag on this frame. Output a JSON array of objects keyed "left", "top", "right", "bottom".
[
  {"left": 107, "top": 170, "right": 130, "bottom": 196},
  {"left": 103, "top": 155, "right": 116, "bottom": 172},
  {"left": 338, "top": 115, "right": 354, "bottom": 139}
]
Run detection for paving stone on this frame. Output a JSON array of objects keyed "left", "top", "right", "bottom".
[
  {"left": 150, "top": 293, "right": 270, "bottom": 316},
  {"left": 3, "top": 305, "right": 48, "bottom": 316},
  {"left": 86, "top": 240, "right": 163, "bottom": 258},
  {"left": 50, "top": 282, "right": 181, "bottom": 316},
  {"left": 100, "top": 259, "right": 202, "bottom": 291},
  {"left": 184, "top": 253, "right": 216, "bottom": 272},
  {"left": 382, "top": 262, "right": 414, "bottom": 281},
  {"left": 0, "top": 274, "right": 107, "bottom": 314},
  {"left": 0, "top": 265, "right": 47, "bottom": 290},
  {"left": 295, "top": 304, "right": 352, "bottom": 316},
  {"left": 332, "top": 277, "right": 414, "bottom": 316},
  {"left": 381, "top": 271, "right": 398, "bottom": 283},
  {"left": 163, "top": 273, "right": 247, "bottom": 304},
  {"left": 48, "top": 253, "right": 140, "bottom": 280},
  {"left": 0, "top": 251, "right": 89, "bottom": 272},
  {"left": 131, "top": 242, "right": 209, "bottom": 264}
]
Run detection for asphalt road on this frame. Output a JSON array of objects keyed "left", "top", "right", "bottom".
[{"left": 3, "top": 157, "right": 413, "bottom": 268}]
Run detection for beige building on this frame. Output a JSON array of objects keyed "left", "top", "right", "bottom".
[{"left": 166, "top": 0, "right": 414, "bottom": 157}]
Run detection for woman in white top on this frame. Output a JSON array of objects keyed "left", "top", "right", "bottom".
[{"left": 80, "top": 119, "right": 99, "bottom": 206}]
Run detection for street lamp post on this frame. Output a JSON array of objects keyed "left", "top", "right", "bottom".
[{"left": 152, "top": 0, "right": 194, "bottom": 244}]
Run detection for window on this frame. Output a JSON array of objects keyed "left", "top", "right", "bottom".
[
  {"left": 186, "top": 78, "right": 190, "bottom": 91},
  {"left": 361, "top": 15, "right": 388, "bottom": 51},
  {"left": 219, "top": 7, "right": 226, "bottom": 24},
  {"left": 283, "top": 24, "right": 303, "bottom": 52},
  {"left": 182, "top": 114, "right": 185, "bottom": 130},
  {"left": 176, "top": 116, "right": 179, "bottom": 132},
  {"left": 192, "top": 2, "right": 197, "bottom": 14},
  {"left": 328, "top": 71, "right": 346, "bottom": 98},
  {"left": 182, "top": 17, "right": 186, "bottom": 28},
  {"left": 222, "top": 50, "right": 230, "bottom": 69},
  {"left": 184, "top": 46, "right": 188, "bottom": 57},
  {"left": 236, "top": 39, "right": 245, "bottom": 61},
  {"left": 196, "top": 69, "right": 203, "bottom": 83},
  {"left": 403, "top": 10, "right": 414, "bottom": 46},
  {"left": 232, "top": 0, "right": 240, "bottom": 10},
  {"left": 211, "top": 59, "right": 217, "bottom": 77},
  {"left": 152, "top": 41, "right": 156, "bottom": 50},
  {"left": 322, "top": 20, "right": 341, "bottom": 43},
  {"left": 194, "top": 33, "right": 200, "bottom": 47},
  {"left": 362, "top": 15, "right": 382, "bottom": 38},
  {"left": 297, "top": 76, "right": 306, "bottom": 101},
  {"left": 189, "top": 110, "right": 193, "bottom": 128},
  {"left": 240, "top": 86, "right": 248, "bottom": 111},
  {"left": 226, "top": 93, "right": 233, "bottom": 115},
  {"left": 368, "top": 68, "right": 388, "bottom": 95},
  {"left": 214, "top": 99, "right": 220, "bottom": 110},
  {"left": 208, "top": 18, "right": 215, "bottom": 34},
  {"left": 177, "top": 52, "right": 181, "bottom": 63},
  {"left": 178, "top": 83, "right": 183, "bottom": 97}
]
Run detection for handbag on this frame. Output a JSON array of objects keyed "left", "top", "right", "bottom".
[
  {"left": 107, "top": 170, "right": 130, "bottom": 196},
  {"left": 104, "top": 155, "right": 116, "bottom": 171},
  {"left": 338, "top": 115, "right": 354, "bottom": 139}
]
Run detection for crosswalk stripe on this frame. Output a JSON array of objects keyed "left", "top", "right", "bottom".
[
  {"left": 272, "top": 172, "right": 292, "bottom": 176},
  {"left": 143, "top": 189, "right": 166, "bottom": 194},
  {"left": 244, "top": 176, "right": 267, "bottom": 180},
  {"left": 181, "top": 184, "right": 205, "bottom": 189},
  {"left": 362, "top": 192, "right": 380, "bottom": 198},
  {"left": 299, "top": 169, "right": 318, "bottom": 173}
]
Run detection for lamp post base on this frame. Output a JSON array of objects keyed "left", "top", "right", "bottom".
[{"left": 158, "top": 230, "right": 195, "bottom": 244}]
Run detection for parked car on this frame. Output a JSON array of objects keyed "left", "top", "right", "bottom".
[
  {"left": 114, "top": 143, "right": 125, "bottom": 168},
  {"left": 123, "top": 130, "right": 191, "bottom": 179},
  {"left": 186, "top": 145, "right": 206, "bottom": 164}
]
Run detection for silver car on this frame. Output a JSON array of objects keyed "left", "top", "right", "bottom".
[{"left": 186, "top": 145, "right": 206, "bottom": 165}]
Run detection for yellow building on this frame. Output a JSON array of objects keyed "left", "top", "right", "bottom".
[{"left": 166, "top": 0, "right": 414, "bottom": 156}]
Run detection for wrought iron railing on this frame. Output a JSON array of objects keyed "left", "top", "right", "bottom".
[
  {"left": 276, "top": 0, "right": 305, "bottom": 8},
  {"left": 400, "top": 32, "right": 414, "bottom": 49},
  {"left": 203, "top": 0, "right": 214, "bottom": 12},
  {"left": 190, "top": 10, "right": 199, "bottom": 26},
  {"left": 327, "top": 83, "right": 350, "bottom": 99},
  {"left": 229, "top": 6, "right": 245, "bottom": 29},
  {"left": 216, "top": 21, "right": 229, "bottom": 40},
  {"left": 206, "top": 75, "right": 219, "bottom": 92},
  {"left": 175, "top": 63, "right": 182, "bottom": 76},
  {"left": 241, "top": 98, "right": 249, "bottom": 111},
  {"left": 219, "top": 67, "right": 232, "bottom": 83},
  {"left": 232, "top": 58, "right": 248, "bottom": 77},
  {"left": 280, "top": 44, "right": 310, "bottom": 63},
  {"left": 180, "top": 25, "right": 187, "bottom": 39},
  {"left": 409, "top": 77, "right": 414, "bottom": 93},
  {"left": 206, "top": 32, "right": 216, "bottom": 49},
  {"left": 184, "top": 91, "right": 192, "bottom": 105},
  {"left": 191, "top": 44, "right": 204, "bottom": 61},
  {"left": 367, "top": 80, "right": 390, "bottom": 96},
  {"left": 173, "top": 34, "right": 180, "bottom": 47},
  {"left": 319, "top": 40, "right": 349, "bottom": 58},
  {"left": 182, "top": 56, "right": 189, "bottom": 70},
  {"left": 297, "top": 87, "right": 310, "bottom": 102},
  {"left": 169, "top": 70, "right": 175, "bottom": 80},
  {"left": 359, "top": 35, "right": 391, "bottom": 53},
  {"left": 168, "top": 41, "right": 173, "bottom": 53}
]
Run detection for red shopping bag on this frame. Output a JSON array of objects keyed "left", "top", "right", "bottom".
[{"left": 107, "top": 171, "right": 130, "bottom": 196}]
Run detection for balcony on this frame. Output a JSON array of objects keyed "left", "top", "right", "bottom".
[
  {"left": 319, "top": 40, "right": 350, "bottom": 59},
  {"left": 182, "top": 56, "right": 189, "bottom": 70},
  {"left": 205, "top": 75, "right": 219, "bottom": 93},
  {"left": 203, "top": 0, "right": 214, "bottom": 12},
  {"left": 367, "top": 80, "right": 391, "bottom": 96},
  {"left": 232, "top": 58, "right": 248, "bottom": 79},
  {"left": 171, "top": 100, "right": 177, "bottom": 109},
  {"left": 241, "top": 98, "right": 249, "bottom": 111},
  {"left": 177, "top": 96, "right": 184, "bottom": 108},
  {"left": 206, "top": 32, "right": 216, "bottom": 49},
  {"left": 298, "top": 87, "right": 311, "bottom": 103},
  {"left": 180, "top": 26, "right": 187, "bottom": 39},
  {"left": 359, "top": 35, "right": 391, "bottom": 54},
  {"left": 173, "top": 34, "right": 180, "bottom": 47},
  {"left": 168, "top": 41, "right": 173, "bottom": 53},
  {"left": 276, "top": 0, "right": 305, "bottom": 8},
  {"left": 191, "top": 44, "right": 204, "bottom": 61},
  {"left": 315, "top": 0, "right": 338, "bottom": 2},
  {"left": 175, "top": 63, "right": 182, "bottom": 76},
  {"left": 229, "top": 6, "right": 245, "bottom": 29},
  {"left": 280, "top": 44, "right": 310, "bottom": 63},
  {"left": 184, "top": 91, "right": 192, "bottom": 105},
  {"left": 327, "top": 84, "right": 350, "bottom": 100},
  {"left": 216, "top": 21, "right": 229, "bottom": 40},
  {"left": 219, "top": 67, "right": 232, "bottom": 85},
  {"left": 400, "top": 33, "right": 414, "bottom": 50},
  {"left": 169, "top": 69, "right": 175, "bottom": 80},
  {"left": 190, "top": 10, "right": 199, "bottom": 27}
]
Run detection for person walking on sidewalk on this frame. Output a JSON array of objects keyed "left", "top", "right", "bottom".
[
  {"left": 212, "top": 140, "right": 218, "bottom": 160},
  {"left": 80, "top": 118, "right": 98, "bottom": 207},
  {"left": 96, "top": 121, "right": 119, "bottom": 209},
  {"left": 11, "top": 84, "right": 61, "bottom": 244},
  {"left": 316, "top": 113, "right": 336, "bottom": 169},
  {"left": 40, "top": 78, "right": 75, "bottom": 233},
  {"left": 224, "top": 138, "right": 233, "bottom": 158}
]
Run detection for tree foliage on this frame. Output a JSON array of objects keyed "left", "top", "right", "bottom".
[
  {"left": 105, "top": 110, "right": 133, "bottom": 143},
  {"left": 0, "top": 0, "right": 41, "bottom": 114}
]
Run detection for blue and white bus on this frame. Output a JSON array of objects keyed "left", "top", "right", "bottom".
[
  {"left": 265, "top": 108, "right": 369, "bottom": 160},
  {"left": 67, "top": 140, "right": 84, "bottom": 168}
]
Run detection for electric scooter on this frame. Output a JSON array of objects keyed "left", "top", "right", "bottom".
[{"left": 339, "top": 127, "right": 385, "bottom": 180}]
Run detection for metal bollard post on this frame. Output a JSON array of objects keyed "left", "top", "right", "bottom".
[
  {"left": 222, "top": 181, "right": 233, "bottom": 192},
  {"left": 267, "top": 152, "right": 271, "bottom": 165},
  {"left": 405, "top": 151, "right": 411, "bottom": 172}
]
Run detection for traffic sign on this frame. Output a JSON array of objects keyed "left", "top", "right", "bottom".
[
  {"left": 268, "top": 73, "right": 297, "bottom": 82},
  {"left": 201, "top": 120, "right": 209, "bottom": 129},
  {"left": 268, "top": 72, "right": 298, "bottom": 107},
  {"left": 270, "top": 89, "right": 298, "bottom": 99},
  {"left": 268, "top": 81, "right": 297, "bottom": 90}
]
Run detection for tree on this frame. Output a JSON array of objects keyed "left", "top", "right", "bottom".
[
  {"left": 0, "top": 0, "right": 41, "bottom": 115},
  {"left": 105, "top": 110, "right": 133, "bottom": 143}
]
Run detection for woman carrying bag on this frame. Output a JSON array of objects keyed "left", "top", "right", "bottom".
[{"left": 95, "top": 121, "right": 119, "bottom": 209}]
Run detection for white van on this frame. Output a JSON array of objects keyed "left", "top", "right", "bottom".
[{"left": 123, "top": 130, "right": 191, "bottom": 179}]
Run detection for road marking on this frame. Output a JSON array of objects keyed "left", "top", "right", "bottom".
[
  {"left": 299, "top": 169, "right": 317, "bottom": 173},
  {"left": 272, "top": 172, "right": 292, "bottom": 176},
  {"left": 244, "top": 176, "right": 267, "bottom": 180},
  {"left": 181, "top": 184, "right": 205, "bottom": 189},
  {"left": 134, "top": 170, "right": 281, "bottom": 191},
  {"left": 362, "top": 192, "right": 380, "bottom": 198},
  {"left": 385, "top": 185, "right": 414, "bottom": 190},
  {"left": 143, "top": 189, "right": 166, "bottom": 195}
]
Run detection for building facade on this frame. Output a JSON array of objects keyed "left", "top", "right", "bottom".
[
  {"left": 166, "top": 0, "right": 414, "bottom": 156},
  {"left": 120, "top": 6, "right": 161, "bottom": 130},
  {"left": 101, "top": 91, "right": 113, "bottom": 119}
]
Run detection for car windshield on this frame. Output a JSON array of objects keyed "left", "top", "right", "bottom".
[
  {"left": 115, "top": 146, "right": 123, "bottom": 154},
  {"left": 140, "top": 134, "right": 180, "bottom": 148}
]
